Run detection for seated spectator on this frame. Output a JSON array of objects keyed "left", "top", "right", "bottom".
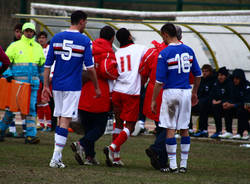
[
  {"left": 210, "top": 67, "right": 233, "bottom": 139},
  {"left": 223, "top": 69, "right": 250, "bottom": 140},
  {"left": 193, "top": 64, "right": 215, "bottom": 137}
]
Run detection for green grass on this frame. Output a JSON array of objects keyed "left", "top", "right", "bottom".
[{"left": 0, "top": 131, "right": 249, "bottom": 184}]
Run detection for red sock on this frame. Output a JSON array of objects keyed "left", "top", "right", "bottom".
[
  {"left": 112, "top": 129, "right": 129, "bottom": 149},
  {"left": 112, "top": 128, "right": 121, "bottom": 152}
]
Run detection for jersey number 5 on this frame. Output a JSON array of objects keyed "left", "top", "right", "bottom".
[
  {"left": 175, "top": 53, "right": 190, "bottom": 74},
  {"left": 62, "top": 40, "right": 73, "bottom": 61},
  {"left": 120, "top": 55, "right": 131, "bottom": 72}
]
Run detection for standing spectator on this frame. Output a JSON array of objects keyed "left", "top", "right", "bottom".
[
  {"left": 13, "top": 23, "right": 23, "bottom": 42},
  {"left": 151, "top": 23, "right": 201, "bottom": 173},
  {"left": 0, "top": 22, "right": 45, "bottom": 144},
  {"left": 103, "top": 28, "right": 147, "bottom": 167},
  {"left": 223, "top": 69, "right": 250, "bottom": 140},
  {"left": 42, "top": 10, "right": 100, "bottom": 168},
  {"left": 36, "top": 31, "right": 52, "bottom": 131},
  {"left": 70, "top": 26, "right": 118, "bottom": 166},
  {"left": 193, "top": 64, "right": 215, "bottom": 137},
  {"left": 210, "top": 67, "right": 233, "bottom": 139}
]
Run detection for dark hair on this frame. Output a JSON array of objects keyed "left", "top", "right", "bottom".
[
  {"left": 37, "top": 31, "right": 48, "bottom": 38},
  {"left": 14, "top": 23, "right": 23, "bottom": 31},
  {"left": 71, "top": 10, "right": 87, "bottom": 25},
  {"left": 116, "top": 28, "right": 133, "bottom": 47},
  {"left": 218, "top": 66, "right": 228, "bottom": 77},
  {"left": 161, "top": 23, "right": 177, "bottom": 37},
  {"left": 202, "top": 64, "right": 213, "bottom": 73},
  {"left": 175, "top": 26, "right": 182, "bottom": 40},
  {"left": 100, "top": 26, "right": 115, "bottom": 41}
]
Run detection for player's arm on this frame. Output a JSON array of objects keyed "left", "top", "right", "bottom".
[
  {"left": 151, "top": 51, "right": 166, "bottom": 113},
  {"left": 151, "top": 81, "right": 163, "bottom": 114},
  {"left": 42, "top": 39, "right": 55, "bottom": 101},
  {"left": 190, "top": 50, "right": 201, "bottom": 106}
]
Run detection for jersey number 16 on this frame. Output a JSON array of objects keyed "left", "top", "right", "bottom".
[{"left": 175, "top": 53, "right": 191, "bottom": 74}]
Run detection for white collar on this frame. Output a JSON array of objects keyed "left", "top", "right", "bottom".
[
  {"left": 168, "top": 42, "right": 182, "bottom": 46},
  {"left": 66, "top": 29, "right": 79, "bottom": 33}
]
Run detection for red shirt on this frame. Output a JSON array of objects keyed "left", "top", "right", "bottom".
[
  {"left": 139, "top": 41, "right": 167, "bottom": 121},
  {"left": 78, "top": 38, "right": 118, "bottom": 113}
]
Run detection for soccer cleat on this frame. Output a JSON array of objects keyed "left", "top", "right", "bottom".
[
  {"left": 71, "top": 142, "right": 84, "bottom": 165},
  {"left": 160, "top": 168, "right": 169, "bottom": 172},
  {"left": 103, "top": 146, "right": 114, "bottom": 167},
  {"left": 179, "top": 167, "right": 187, "bottom": 173},
  {"left": 25, "top": 136, "right": 40, "bottom": 144},
  {"left": 49, "top": 159, "right": 66, "bottom": 168},
  {"left": 169, "top": 167, "right": 179, "bottom": 173},
  {"left": 218, "top": 132, "right": 233, "bottom": 139},
  {"left": 193, "top": 130, "right": 208, "bottom": 137},
  {"left": 210, "top": 132, "right": 221, "bottom": 139},
  {"left": 232, "top": 134, "right": 241, "bottom": 139},
  {"left": 84, "top": 157, "right": 100, "bottom": 165},
  {"left": 145, "top": 147, "right": 160, "bottom": 170},
  {"left": 113, "top": 159, "right": 125, "bottom": 167}
]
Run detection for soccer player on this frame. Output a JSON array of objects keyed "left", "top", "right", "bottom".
[
  {"left": 151, "top": 23, "right": 201, "bottom": 173},
  {"left": 42, "top": 10, "right": 100, "bottom": 168},
  {"left": 71, "top": 26, "right": 118, "bottom": 165},
  {"left": 103, "top": 28, "right": 147, "bottom": 166}
]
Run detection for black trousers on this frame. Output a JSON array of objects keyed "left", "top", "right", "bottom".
[
  {"left": 78, "top": 109, "right": 108, "bottom": 158},
  {"left": 212, "top": 103, "right": 233, "bottom": 133},
  {"left": 224, "top": 107, "right": 249, "bottom": 136}
]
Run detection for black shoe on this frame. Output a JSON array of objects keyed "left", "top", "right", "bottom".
[
  {"left": 160, "top": 168, "right": 169, "bottom": 172},
  {"left": 25, "top": 136, "right": 40, "bottom": 144},
  {"left": 179, "top": 167, "right": 187, "bottom": 173},
  {"left": 145, "top": 148, "right": 160, "bottom": 170},
  {"left": 169, "top": 167, "right": 179, "bottom": 173}
]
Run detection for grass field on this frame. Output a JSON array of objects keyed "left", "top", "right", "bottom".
[{"left": 0, "top": 131, "right": 250, "bottom": 184}]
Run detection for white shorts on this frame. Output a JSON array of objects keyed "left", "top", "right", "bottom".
[
  {"left": 159, "top": 89, "right": 191, "bottom": 130},
  {"left": 53, "top": 90, "right": 81, "bottom": 119}
]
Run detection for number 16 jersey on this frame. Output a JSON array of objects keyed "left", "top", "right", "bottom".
[
  {"left": 113, "top": 44, "right": 147, "bottom": 95},
  {"left": 45, "top": 30, "right": 94, "bottom": 91}
]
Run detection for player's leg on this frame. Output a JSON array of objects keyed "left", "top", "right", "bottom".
[
  {"left": 178, "top": 89, "right": 192, "bottom": 173},
  {"left": 50, "top": 91, "right": 80, "bottom": 168},
  {"left": 161, "top": 89, "right": 179, "bottom": 173}
]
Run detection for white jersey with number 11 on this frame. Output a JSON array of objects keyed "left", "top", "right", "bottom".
[{"left": 113, "top": 44, "right": 147, "bottom": 95}]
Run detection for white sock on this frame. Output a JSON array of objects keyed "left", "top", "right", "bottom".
[
  {"left": 166, "top": 138, "right": 177, "bottom": 170},
  {"left": 180, "top": 136, "right": 190, "bottom": 168}
]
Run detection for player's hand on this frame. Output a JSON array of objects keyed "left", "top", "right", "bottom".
[
  {"left": 42, "top": 86, "right": 52, "bottom": 102},
  {"left": 151, "top": 100, "right": 157, "bottom": 114},
  {"left": 191, "top": 93, "right": 198, "bottom": 106},
  {"left": 94, "top": 88, "right": 101, "bottom": 98}
]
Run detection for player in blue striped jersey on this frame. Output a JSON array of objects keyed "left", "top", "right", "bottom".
[
  {"left": 42, "top": 10, "right": 100, "bottom": 168},
  {"left": 151, "top": 23, "right": 201, "bottom": 173}
]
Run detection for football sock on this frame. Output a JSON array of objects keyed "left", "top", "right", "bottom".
[
  {"left": 180, "top": 136, "right": 190, "bottom": 168},
  {"left": 46, "top": 120, "right": 52, "bottom": 129},
  {"left": 166, "top": 137, "right": 177, "bottom": 169},
  {"left": 138, "top": 120, "right": 145, "bottom": 129},
  {"left": 113, "top": 128, "right": 122, "bottom": 152},
  {"left": 110, "top": 127, "right": 130, "bottom": 151},
  {"left": 52, "top": 126, "right": 68, "bottom": 161},
  {"left": 38, "top": 119, "right": 45, "bottom": 128}
]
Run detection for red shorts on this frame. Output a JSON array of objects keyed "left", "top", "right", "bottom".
[{"left": 112, "top": 91, "right": 140, "bottom": 122}]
